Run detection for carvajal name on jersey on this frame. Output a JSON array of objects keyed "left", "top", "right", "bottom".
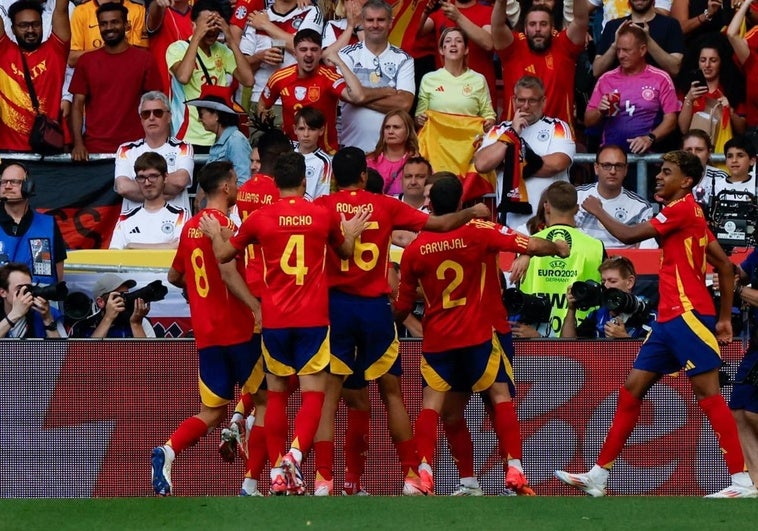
[{"left": 419, "top": 238, "right": 466, "bottom": 255}]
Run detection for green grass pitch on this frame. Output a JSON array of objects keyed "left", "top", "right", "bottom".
[{"left": 1, "top": 497, "right": 755, "bottom": 531}]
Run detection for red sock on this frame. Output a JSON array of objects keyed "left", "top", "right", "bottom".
[
  {"left": 167, "top": 416, "right": 207, "bottom": 454},
  {"left": 493, "top": 401, "right": 522, "bottom": 461},
  {"left": 596, "top": 387, "right": 642, "bottom": 469},
  {"left": 414, "top": 408, "right": 439, "bottom": 466},
  {"left": 699, "top": 394, "right": 745, "bottom": 474},
  {"left": 265, "top": 391, "right": 288, "bottom": 465},
  {"left": 443, "top": 418, "right": 474, "bottom": 478},
  {"left": 314, "top": 440, "right": 334, "bottom": 481},
  {"left": 394, "top": 438, "right": 420, "bottom": 478},
  {"left": 344, "top": 408, "right": 370, "bottom": 484},
  {"left": 291, "top": 391, "right": 325, "bottom": 454},
  {"left": 246, "top": 425, "right": 267, "bottom": 478},
  {"left": 236, "top": 392, "right": 255, "bottom": 416}
]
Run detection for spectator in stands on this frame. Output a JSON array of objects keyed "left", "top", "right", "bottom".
[
  {"left": 0, "top": 0, "right": 73, "bottom": 43},
  {"left": 70, "top": 273, "right": 154, "bottom": 338},
  {"left": 491, "top": 0, "right": 588, "bottom": 129},
  {"left": 145, "top": 0, "right": 192, "bottom": 96},
  {"left": 513, "top": 180, "right": 605, "bottom": 338},
  {"left": 593, "top": 0, "right": 684, "bottom": 78},
  {"left": 575, "top": 145, "right": 657, "bottom": 249},
  {"left": 257, "top": 29, "right": 369, "bottom": 154},
  {"left": 391, "top": 156, "right": 432, "bottom": 248},
  {"left": 585, "top": 25, "right": 678, "bottom": 155},
  {"left": 109, "top": 152, "right": 190, "bottom": 250},
  {"left": 70, "top": 3, "right": 162, "bottom": 160},
  {"left": 187, "top": 84, "right": 252, "bottom": 188},
  {"left": 337, "top": 0, "right": 415, "bottom": 152},
  {"left": 293, "top": 106, "right": 333, "bottom": 201},
  {"left": 682, "top": 128, "right": 728, "bottom": 208},
  {"left": 0, "top": 161, "right": 66, "bottom": 286},
  {"left": 0, "top": 0, "right": 69, "bottom": 153},
  {"left": 561, "top": 256, "right": 655, "bottom": 339},
  {"left": 589, "top": 0, "right": 672, "bottom": 32},
  {"left": 167, "top": 0, "right": 253, "bottom": 151},
  {"left": 237, "top": 0, "right": 324, "bottom": 119},
  {"left": 671, "top": 0, "right": 735, "bottom": 46},
  {"left": 0, "top": 262, "right": 64, "bottom": 338},
  {"left": 415, "top": 27, "right": 496, "bottom": 131},
  {"left": 474, "top": 75, "right": 575, "bottom": 231},
  {"left": 727, "top": 0, "right": 758, "bottom": 142},
  {"left": 416, "top": 0, "right": 496, "bottom": 108},
  {"left": 68, "top": 0, "right": 147, "bottom": 67},
  {"left": 678, "top": 35, "right": 745, "bottom": 156},
  {"left": 713, "top": 136, "right": 757, "bottom": 198},
  {"left": 114, "top": 91, "right": 194, "bottom": 216},
  {"left": 366, "top": 109, "right": 420, "bottom": 196},
  {"left": 322, "top": 0, "right": 363, "bottom": 53}
]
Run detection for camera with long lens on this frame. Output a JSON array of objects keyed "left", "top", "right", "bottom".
[
  {"left": 502, "top": 288, "right": 551, "bottom": 324},
  {"left": 708, "top": 189, "right": 758, "bottom": 253},
  {"left": 602, "top": 288, "right": 651, "bottom": 326},
  {"left": 19, "top": 282, "right": 68, "bottom": 301},
  {"left": 113, "top": 280, "right": 168, "bottom": 325},
  {"left": 571, "top": 280, "right": 603, "bottom": 311}
]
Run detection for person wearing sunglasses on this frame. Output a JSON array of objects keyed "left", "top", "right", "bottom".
[
  {"left": 109, "top": 152, "right": 190, "bottom": 250},
  {"left": 575, "top": 144, "right": 658, "bottom": 249},
  {"left": 114, "top": 91, "right": 194, "bottom": 217}
]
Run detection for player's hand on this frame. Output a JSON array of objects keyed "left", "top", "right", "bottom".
[
  {"left": 581, "top": 195, "right": 603, "bottom": 217},
  {"left": 604, "top": 317, "right": 629, "bottom": 338},
  {"left": 511, "top": 322, "right": 540, "bottom": 338},
  {"left": 341, "top": 208, "right": 372, "bottom": 238},
  {"left": 509, "top": 254, "right": 531, "bottom": 284},
  {"left": 130, "top": 298, "right": 150, "bottom": 324},
  {"left": 469, "top": 202, "right": 491, "bottom": 219},
  {"left": 249, "top": 296, "right": 262, "bottom": 329},
  {"left": 715, "top": 318, "right": 733, "bottom": 343},
  {"left": 199, "top": 213, "right": 222, "bottom": 238},
  {"left": 554, "top": 239, "right": 570, "bottom": 258}
]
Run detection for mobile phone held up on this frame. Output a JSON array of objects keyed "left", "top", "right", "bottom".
[{"left": 690, "top": 68, "right": 708, "bottom": 88}]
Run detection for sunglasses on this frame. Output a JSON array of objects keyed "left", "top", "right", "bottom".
[{"left": 140, "top": 109, "right": 168, "bottom": 119}]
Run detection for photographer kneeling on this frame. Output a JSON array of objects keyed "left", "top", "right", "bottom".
[
  {"left": 70, "top": 273, "right": 155, "bottom": 338},
  {"left": 561, "top": 256, "right": 655, "bottom": 339},
  {"left": 0, "top": 263, "right": 65, "bottom": 338}
]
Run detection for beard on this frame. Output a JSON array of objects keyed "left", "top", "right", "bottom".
[
  {"left": 527, "top": 33, "right": 552, "bottom": 53},
  {"left": 16, "top": 35, "right": 41, "bottom": 51},
  {"left": 102, "top": 30, "right": 126, "bottom": 47}
]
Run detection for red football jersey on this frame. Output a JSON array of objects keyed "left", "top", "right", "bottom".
[
  {"left": 650, "top": 194, "right": 716, "bottom": 322},
  {"left": 497, "top": 30, "right": 582, "bottom": 128},
  {"left": 236, "top": 173, "right": 280, "bottom": 297},
  {"left": 230, "top": 0, "right": 264, "bottom": 29},
  {"left": 397, "top": 220, "right": 529, "bottom": 353},
  {"left": 230, "top": 196, "right": 344, "bottom": 329},
  {"left": 259, "top": 64, "right": 346, "bottom": 154},
  {"left": 171, "top": 209, "right": 255, "bottom": 349},
  {"left": 316, "top": 190, "right": 428, "bottom": 297}
]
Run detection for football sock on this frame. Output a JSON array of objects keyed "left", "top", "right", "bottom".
[
  {"left": 443, "top": 418, "right": 474, "bottom": 479},
  {"left": 414, "top": 408, "right": 440, "bottom": 466},
  {"left": 394, "top": 438, "right": 420, "bottom": 478},
  {"left": 236, "top": 392, "right": 254, "bottom": 417},
  {"left": 493, "top": 401, "right": 522, "bottom": 461},
  {"left": 291, "top": 391, "right": 325, "bottom": 455},
  {"left": 166, "top": 416, "right": 207, "bottom": 454},
  {"left": 246, "top": 425, "right": 267, "bottom": 478},
  {"left": 596, "top": 386, "right": 642, "bottom": 469},
  {"left": 344, "top": 408, "right": 370, "bottom": 482},
  {"left": 314, "top": 440, "right": 334, "bottom": 482},
  {"left": 698, "top": 394, "right": 745, "bottom": 474},
  {"left": 264, "top": 391, "right": 288, "bottom": 466}
]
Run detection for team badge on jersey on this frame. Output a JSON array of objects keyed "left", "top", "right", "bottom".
[
  {"left": 307, "top": 87, "right": 320, "bottom": 102},
  {"left": 537, "top": 129, "right": 550, "bottom": 142},
  {"left": 384, "top": 62, "right": 397, "bottom": 78},
  {"left": 294, "top": 86, "right": 307, "bottom": 101},
  {"left": 234, "top": 6, "right": 248, "bottom": 21},
  {"left": 462, "top": 83, "right": 473, "bottom": 96},
  {"left": 165, "top": 152, "right": 176, "bottom": 167},
  {"left": 162, "top": 221, "right": 175, "bottom": 235}
]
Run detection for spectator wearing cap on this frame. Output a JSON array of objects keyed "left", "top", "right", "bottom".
[
  {"left": 0, "top": 262, "right": 64, "bottom": 338},
  {"left": 0, "top": 161, "right": 66, "bottom": 287},
  {"left": 187, "top": 84, "right": 252, "bottom": 188},
  {"left": 69, "top": 273, "right": 155, "bottom": 338}
]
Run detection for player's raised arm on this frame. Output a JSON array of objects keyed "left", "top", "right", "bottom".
[
  {"left": 526, "top": 236, "right": 570, "bottom": 257},
  {"left": 581, "top": 195, "right": 657, "bottom": 245},
  {"left": 199, "top": 213, "right": 239, "bottom": 263},
  {"left": 424, "top": 202, "right": 491, "bottom": 232}
]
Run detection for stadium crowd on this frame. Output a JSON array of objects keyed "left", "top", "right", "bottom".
[{"left": 1, "top": 0, "right": 758, "bottom": 499}]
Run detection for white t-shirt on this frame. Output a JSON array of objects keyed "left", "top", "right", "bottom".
[
  {"left": 337, "top": 41, "right": 415, "bottom": 152},
  {"left": 109, "top": 203, "right": 190, "bottom": 249},
  {"left": 479, "top": 116, "right": 576, "bottom": 230},
  {"left": 114, "top": 137, "right": 194, "bottom": 214},
  {"left": 294, "top": 144, "right": 332, "bottom": 200},
  {"left": 575, "top": 183, "right": 658, "bottom": 249},
  {"left": 693, "top": 165, "right": 729, "bottom": 208}
]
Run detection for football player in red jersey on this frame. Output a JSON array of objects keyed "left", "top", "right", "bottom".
[
  {"left": 151, "top": 161, "right": 266, "bottom": 496},
  {"left": 555, "top": 150, "right": 758, "bottom": 498},
  {"left": 201, "top": 152, "right": 369, "bottom": 495}
]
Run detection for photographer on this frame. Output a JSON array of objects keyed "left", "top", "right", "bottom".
[
  {"left": 561, "top": 256, "right": 655, "bottom": 339},
  {"left": 0, "top": 263, "right": 64, "bottom": 338},
  {"left": 70, "top": 273, "right": 155, "bottom": 338}
]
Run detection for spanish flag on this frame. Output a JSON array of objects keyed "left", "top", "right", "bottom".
[{"left": 418, "top": 110, "right": 497, "bottom": 203}]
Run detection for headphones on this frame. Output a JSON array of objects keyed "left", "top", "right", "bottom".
[{"left": 0, "top": 161, "right": 35, "bottom": 198}]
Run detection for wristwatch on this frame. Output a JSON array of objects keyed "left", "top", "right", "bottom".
[
  {"left": 353, "top": 25, "right": 364, "bottom": 35},
  {"left": 44, "top": 321, "right": 57, "bottom": 331},
  {"left": 646, "top": 133, "right": 657, "bottom": 143}
]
